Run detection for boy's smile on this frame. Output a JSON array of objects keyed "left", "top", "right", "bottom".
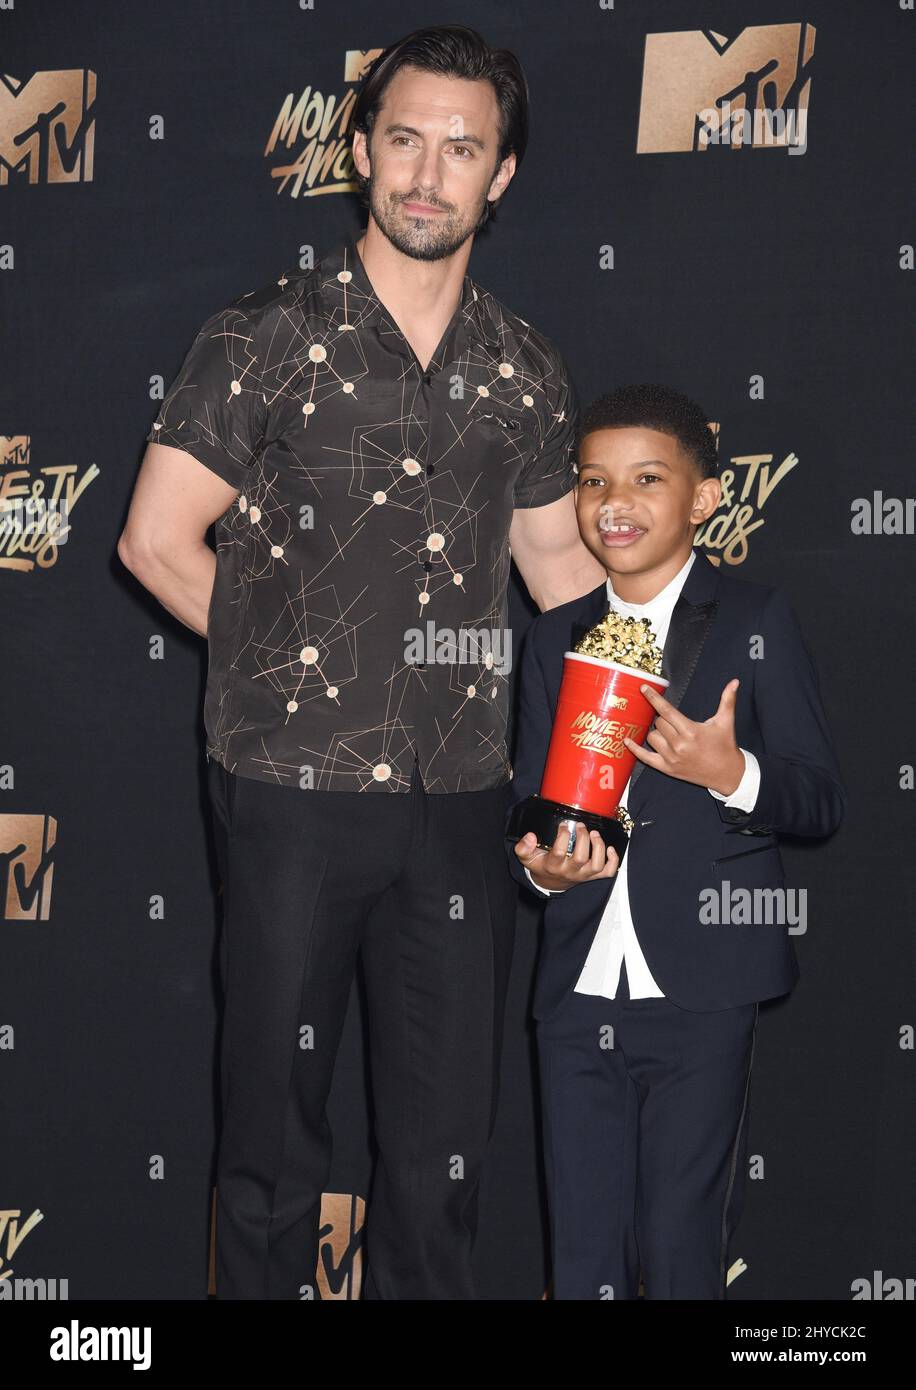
[
  {"left": 599, "top": 520, "right": 646, "bottom": 547},
  {"left": 576, "top": 425, "right": 721, "bottom": 602}
]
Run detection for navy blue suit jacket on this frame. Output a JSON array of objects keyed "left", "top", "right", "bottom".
[{"left": 505, "top": 550, "right": 846, "bottom": 1017}]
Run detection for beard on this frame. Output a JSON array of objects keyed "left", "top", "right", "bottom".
[{"left": 366, "top": 174, "right": 491, "bottom": 262}]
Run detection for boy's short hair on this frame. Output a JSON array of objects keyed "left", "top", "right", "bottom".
[{"left": 577, "top": 383, "right": 719, "bottom": 479}]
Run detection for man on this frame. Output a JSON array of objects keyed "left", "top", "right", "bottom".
[{"left": 118, "top": 24, "right": 604, "bottom": 1299}]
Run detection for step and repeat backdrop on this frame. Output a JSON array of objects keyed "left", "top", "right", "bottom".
[{"left": 3, "top": 0, "right": 914, "bottom": 1300}]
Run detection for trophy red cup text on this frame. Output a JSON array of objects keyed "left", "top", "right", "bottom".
[{"left": 507, "top": 612, "right": 669, "bottom": 861}]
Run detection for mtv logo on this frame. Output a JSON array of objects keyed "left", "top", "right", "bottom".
[
  {"left": 2, "top": 436, "right": 31, "bottom": 468},
  {"left": 317, "top": 1192, "right": 365, "bottom": 1299},
  {"left": 0, "top": 1208, "right": 45, "bottom": 1282},
  {"left": 636, "top": 23, "right": 814, "bottom": 154},
  {"left": 0, "top": 71, "right": 96, "bottom": 184},
  {"left": 0, "top": 814, "right": 57, "bottom": 921},
  {"left": 344, "top": 50, "right": 384, "bottom": 84}
]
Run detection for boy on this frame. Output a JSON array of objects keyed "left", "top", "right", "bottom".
[{"left": 506, "top": 383, "right": 845, "bottom": 1299}]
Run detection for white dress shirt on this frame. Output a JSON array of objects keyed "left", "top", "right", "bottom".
[{"left": 523, "top": 549, "right": 761, "bottom": 999}]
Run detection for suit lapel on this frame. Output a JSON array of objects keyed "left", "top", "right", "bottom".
[
  {"left": 626, "top": 551, "right": 720, "bottom": 811},
  {"left": 569, "top": 583, "right": 610, "bottom": 652}
]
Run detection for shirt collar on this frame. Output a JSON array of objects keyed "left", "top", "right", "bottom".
[
  {"left": 317, "top": 229, "right": 502, "bottom": 367},
  {"left": 606, "top": 548, "right": 697, "bottom": 615}
]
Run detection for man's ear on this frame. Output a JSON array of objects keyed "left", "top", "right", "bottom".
[
  {"left": 488, "top": 151, "right": 517, "bottom": 201},
  {"left": 352, "top": 129, "right": 371, "bottom": 181}
]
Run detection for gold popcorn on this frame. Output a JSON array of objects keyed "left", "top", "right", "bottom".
[{"left": 573, "top": 611, "right": 664, "bottom": 676}]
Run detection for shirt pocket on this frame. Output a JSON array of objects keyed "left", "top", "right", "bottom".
[
  {"left": 467, "top": 411, "right": 539, "bottom": 494},
  {"left": 470, "top": 409, "right": 531, "bottom": 443}
]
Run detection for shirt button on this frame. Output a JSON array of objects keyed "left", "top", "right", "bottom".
[
  {"left": 423, "top": 373, "right": 431, "bottom": 386},
  {"left": 426, "top": 464, "right": 435, "bottom": 475}
]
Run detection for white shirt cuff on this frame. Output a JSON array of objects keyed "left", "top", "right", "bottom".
[
  {"left": 708, "top": 747, "right": 760, "bottom": 812},
  {"left": 524, "top": 865, "right": 566, "bottom": 895}
]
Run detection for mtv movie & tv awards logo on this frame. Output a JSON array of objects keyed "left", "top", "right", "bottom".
[
  {"left": 265, "top": 49, "right": 382, "bottom": 198},
  {"left": 695, "top": 422, "right": 798, "bottom": 567}
]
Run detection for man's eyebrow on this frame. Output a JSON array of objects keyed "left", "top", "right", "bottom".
[{"left": 381, "top": 122, "right": 487, "bottom": 150}]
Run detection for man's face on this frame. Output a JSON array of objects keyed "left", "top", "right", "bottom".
[
  {"left": 353, "top": 65, "right": 515, "bottom": 261},
  {"left": 575, "top": 426, "right": 721, "bottom": 578}
]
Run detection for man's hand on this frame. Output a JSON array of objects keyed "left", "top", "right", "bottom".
[
  {"left": 623, "top": 678, "right": 745, "bottom": 796},
  {"left": 513, "top": 821, "right": 620, "bottom": 893}
]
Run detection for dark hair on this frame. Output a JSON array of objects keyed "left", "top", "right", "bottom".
[
  {"left": 577, "top": 383, "right": 719, "bottom": 479},
  {"left": 350, "top": 25, "right": 529, "bottom": 229}
]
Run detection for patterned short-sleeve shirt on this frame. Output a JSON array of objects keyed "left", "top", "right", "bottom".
[{"left": 146, "top": 230, "right": 579, "bottom": 792}]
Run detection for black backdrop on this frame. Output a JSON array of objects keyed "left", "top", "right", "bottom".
[{"left": 3, "top": 0, "right": 914, "bottom": 1301}]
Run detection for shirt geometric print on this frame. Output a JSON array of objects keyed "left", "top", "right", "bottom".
[{"left": 146, "top": 230, "right": 579, "bottom": 792}]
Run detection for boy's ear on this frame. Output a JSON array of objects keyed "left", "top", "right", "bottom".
[{"left": 691, "top": 475, "right": 721, "bottom": 523}]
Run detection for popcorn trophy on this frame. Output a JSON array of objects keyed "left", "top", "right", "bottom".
[{"left": 507, "top": 611, "right": 669, "bottom": 861}]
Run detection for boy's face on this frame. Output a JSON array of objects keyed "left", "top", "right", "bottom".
[{"left": 575, "top": 426, "right": 721, "bottom": 581}]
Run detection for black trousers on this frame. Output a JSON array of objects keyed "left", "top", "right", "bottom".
[
  {"left": 537, "top": 958, "right": 758, "bottom": 1300},
  {"left": 206, "top": 754, "right": 516, "bottom": 1300}
]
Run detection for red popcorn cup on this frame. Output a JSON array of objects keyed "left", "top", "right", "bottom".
[
  {"left": 541, "top": 653, "right": 670, "bottom": 814},
  {"left": 507, "top": 652, "right": 669, "bottom": 859}
]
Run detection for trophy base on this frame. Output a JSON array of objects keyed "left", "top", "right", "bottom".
[{"left": 506, "top": 795, "right": 630, "bottom": 861}]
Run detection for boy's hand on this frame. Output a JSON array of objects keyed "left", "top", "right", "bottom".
[
  {"left": 623, "top": 678, "right": 745, "bottom": 795},
  {"left": 513, "top": 821, "right": 619, "bottom": 893}
]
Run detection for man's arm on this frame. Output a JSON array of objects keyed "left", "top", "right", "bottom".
[
  {"left": 509, "top": 490, "right": 606, "bottom": 612},
  {"left": 117, "top": 443, "right": 240, "bottom": 636},
  {"left": 509, "top": 354, "right": 606, "bottom": 612},
  {"left": 121, "top": 301, "right": 266, "bottom": 632}
]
